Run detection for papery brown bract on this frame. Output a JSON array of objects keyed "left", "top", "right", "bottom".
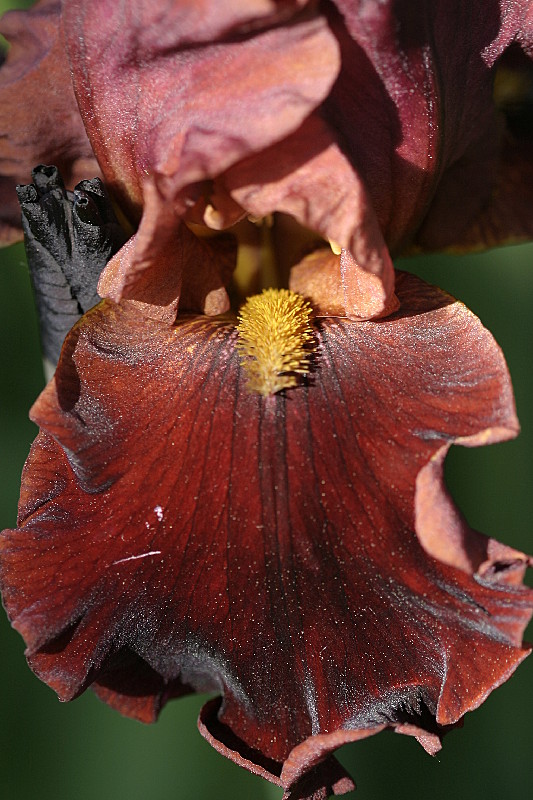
[{"left": 1, "top": 272, "right": 532, "bottom": 800}]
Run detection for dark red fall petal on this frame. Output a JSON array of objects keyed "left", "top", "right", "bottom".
[
  {"left": 0, "top": 0, "right": 98, "bottom": 244},
  {"left": 199, "top": 697, "right": 378, "bottom": 799},
  {"left": 416, "top": 447, "right": 533, "bottom": 593},
  {"left": 62, "top": 0, "right": 340, "bottom": 218},
  {"left": 1, "top": 272, "right": 531, "bottom": 798},
  {"left": 91, "top": 649, "right": 193, "bottom": 724}
]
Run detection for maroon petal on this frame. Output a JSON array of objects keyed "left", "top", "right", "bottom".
[
  {"left": 62, "top": 0, "right": 340, "bottom": 217},
  {"left": 416, "top": 41, "right": 533, "bottom": 250},
  {"left": 328, "top": 0, "right": 533, "bottom": 252},
  {"left": 0, "top": 0, "right": 99, "bottom": 244},
  {"left": 1, "top": 272, "right": 531, "bottom": 798},
  {"left": 416, "top": 129, "right": 533, "bottom": 251}
]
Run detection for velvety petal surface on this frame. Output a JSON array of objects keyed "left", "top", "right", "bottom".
[
  {"left": 1, "top": 272, "right": 531, "bottom": 797},
  {"left": 62, "top": 0, "right": 340, "bottom": 219},
  {"left": 0, "top": 0, "right": 98, "bottom": 244}
]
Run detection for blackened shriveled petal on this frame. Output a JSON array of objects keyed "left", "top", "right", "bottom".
[
  {"left": 0, "top": 0, "right": 98, "bottom": 244},
  {"left": 1, "top": 273, "right": 531, "bottom": 798},
  {"left": 17, "top": 165, "right": 126, "bottom": 367}
]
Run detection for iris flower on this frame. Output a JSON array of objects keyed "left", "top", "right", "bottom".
[{"left": 1, "top": 2, "right": 533, "bottom": 798}]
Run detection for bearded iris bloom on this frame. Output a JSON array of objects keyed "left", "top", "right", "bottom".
[{"left": 1, "top": 2, "right": 533, "bottom": 799}]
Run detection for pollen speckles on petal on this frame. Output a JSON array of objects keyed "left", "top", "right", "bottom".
[{"left": 236, "top": 288, "right": 315, "bottom": 396}]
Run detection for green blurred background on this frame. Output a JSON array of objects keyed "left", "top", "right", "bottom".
[{"left": 1, "top": 2, "right": 532, "bottom": 799}]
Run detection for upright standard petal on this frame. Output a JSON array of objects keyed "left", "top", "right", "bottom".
[
  {"left": 62, "top": 0, "right": 340, "bottom": 217},
  {"left": 57, "top": 0, "right": 533, "bottom": 319},
  {"left": 0, "top": 0, "right": 98, "bottom": 244},
  {"left": 1, "top": 272, "right": 531, "bottom": 799}
]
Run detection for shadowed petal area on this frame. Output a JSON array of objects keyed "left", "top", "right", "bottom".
[
  {"left": 97, "top": 178, "right": 236, "bottom": 319},
  {"left": 415, "top": 41, "right": 533, "bottom": 251},
  {"left": 1, "top": 273, "right": 532, "bottom": 798},
  {"left": 326, "top": 0, "right": 533, "bottom": 252},
  {"left": 0, "top": 0, "right": 98, "bottom": 244}
]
